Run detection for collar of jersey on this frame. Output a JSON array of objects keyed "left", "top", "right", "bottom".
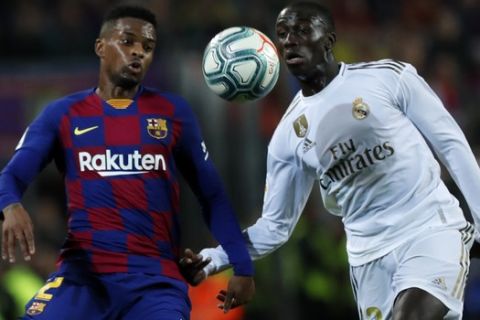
[
  {"left": 106, "top": 99, "right": 134, "bottom": 109},
  {"left": 300, "top": 62, "right": 346, "bottom": 103},
  {"left": 92, "top": 85, "right": 144, "bottom": 110}
]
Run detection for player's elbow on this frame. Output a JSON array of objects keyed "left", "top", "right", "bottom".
[
  {"left": 269, "top": 222, "right": 293, "bottom": 247},
  {"left": 246, "top": 217, "right": 295, "bottom": 257}
]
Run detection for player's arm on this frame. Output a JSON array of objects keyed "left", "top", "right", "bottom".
[
  {"left": 199, "top": 149, "right": 315, "bottom": 276},
  {"left": 0, "top": 103, "right": 59, "bottom": 263},
  {"left": 395, "top": 64, "right": 480, "bottom": 244},
  {"left": 172, "top": 95, "right": 254, "bottom": 311}
]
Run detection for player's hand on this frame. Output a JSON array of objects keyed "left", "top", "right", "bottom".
[
  {"left": 470, "top": 241, "right": 480, "bottom": 259},
  {"left": 217, "top": 275, "right": 255, "bottom": 313},
  {"left": 179, "top": 248, "right": 211, "bottom": 286},
  {"left": 1, "top": 203, "right": 35, "bottom": 263}
]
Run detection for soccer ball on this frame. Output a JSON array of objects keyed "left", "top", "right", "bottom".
[{"left": 202, "top": 26, "right": 280, "bottom": 102}]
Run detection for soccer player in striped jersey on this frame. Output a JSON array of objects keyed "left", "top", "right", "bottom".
[
  {"left": 0, "top": 5, "right": 254, "bottom": 320},
  {"left": 184, "top": 2, "right": 480, "bottom": 319}
]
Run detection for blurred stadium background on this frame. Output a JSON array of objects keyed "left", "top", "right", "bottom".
[{"left": 0, "top": 0, "right": 479, "bottom": 319}]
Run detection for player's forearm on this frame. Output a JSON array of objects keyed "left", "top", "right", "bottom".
[
  {"left": 201, "top": 217, "right": 291, "bottom": 276},
  {"left": 205, "top": 195, "right": 254, "bottom": 276},
  {"left": 428, "top": 128, "right": 480, "bottom": 239},
  {"left": 0, "top": 143, "right": 55, "bottom": 221},
  {"left": 420, "top": 110, "right": 480, "bottom": 237},
  {"left": 398, "top": 66, "right": 480, "bottom": 239},
  {"left": 189, "top": 158, "right": 254, "bottom": 276},
  {"left": 441, "top": 144, "right": 480, "bottom": 240},
  {"left": 201, "top": 153, "right": 312, "bottom": 274},
  {"left": 0, "top": 171, "right": 27, "bottom": 220}
]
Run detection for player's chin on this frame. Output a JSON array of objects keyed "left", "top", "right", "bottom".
[
  {"left": 287, "top": 66, "right": 309, "bottom": 79},
  {"left": 116, "top": 73, "right": 141, "bottom": 89}
]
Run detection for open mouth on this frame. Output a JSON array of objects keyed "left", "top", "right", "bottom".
[
  {"left": 128, "top": 61, "right": 142, "bottom": 73},
  {"left": 285, "top": 52, "right": 305, "bottom": 65}
]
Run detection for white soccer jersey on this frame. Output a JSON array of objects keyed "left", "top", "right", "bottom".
[{"left": 201, "top": 60, "right": 480, "bottom": 271}]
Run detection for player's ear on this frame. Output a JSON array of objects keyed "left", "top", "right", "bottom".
[
  {"left": 325, "top": 32, "right": 336, "bottom": 51},
  {"left": 95, "top": 38, "right": 105, "bottom": 58}
]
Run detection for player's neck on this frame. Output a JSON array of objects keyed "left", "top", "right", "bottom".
[
  {"left": 96, "top": 82, "right": 140, "bottom": 101},
  {"left": 300, "top": 60, "right": 339, "bottom": 97}
]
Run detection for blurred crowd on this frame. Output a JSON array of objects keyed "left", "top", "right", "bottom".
[{"left": 0, "top": 0, "right": 479, "bottom": 319}]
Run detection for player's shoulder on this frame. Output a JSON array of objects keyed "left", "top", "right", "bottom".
[
  {"left": 50, "top": 89, "right": 94, "bottom": 107},
  {"left": 142, "top": 86, "right": 187, "bottom": 103},
  {"left": 141, "top": 86, "right": 195, "bottom": 120},
  {"left": 345, "top": 59, "right": 411, "bottom": 77},
  {"left": 270, "top": 92, "right": 303, "bottom": 145},
  {"left": 41, "top": 88, "right": 95, "bottom": 118},
  {"left": 142, "top": 87, "right": 191, "bottom": 109},
  {"left": 280, "top": 91, "right": 303, "bottom": 122}
]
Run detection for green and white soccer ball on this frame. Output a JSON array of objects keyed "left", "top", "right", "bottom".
[{"left": 202, "top": 26, "right": 280, "bottom": 102}]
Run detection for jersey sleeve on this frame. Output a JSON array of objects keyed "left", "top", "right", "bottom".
[
  {"left": 0, "top": 103, "right": 60, "bottom": 218},
  {"left": 172, "top": 96, "right": 253, "bottom": 276},
  {"left": 201, "top": 148, "right": 315, "bottom": 275},
  {"left": 395, "top": 64, "right": 480, "bottom": 241}
]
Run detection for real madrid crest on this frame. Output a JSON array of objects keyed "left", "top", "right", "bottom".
[
  {"left": 147, "top": 118, "right": 168, "bottom": 139},
  {"left": 293, "top": 114, "right": 308, "bottom": 137},
  {"left": 352, "top": 97, "right": 369, "bottom": 120}
]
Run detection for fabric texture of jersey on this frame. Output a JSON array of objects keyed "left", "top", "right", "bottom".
[
  {"left": 0, "top": 86, "right": 253, "bottom": 278},
  {"left": 201, "top": 60, "right": 480, "bottom": 272}
]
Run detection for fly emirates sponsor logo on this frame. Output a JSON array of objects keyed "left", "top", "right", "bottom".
[
  {"left": 320, "top": 139, "right": 395, "bottom": 190},
  {"left": 78, "top": 150, "right": 166, "bottom": 177}
]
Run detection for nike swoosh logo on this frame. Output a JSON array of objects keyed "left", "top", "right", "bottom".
[{"left": 74, "top": 126, "right": 99, "bottom": 136}]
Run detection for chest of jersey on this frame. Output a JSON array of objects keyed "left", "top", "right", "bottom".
[
  {"left": 59, "top": 99, "right": 180, "bottom": 178},
  {"left": 288, "top": 83, "right": 412, "bottom": 187}
]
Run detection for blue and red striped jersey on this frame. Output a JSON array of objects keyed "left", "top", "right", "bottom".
[{"left": 0, "top": 86, "right": 253, "bottom": 279}]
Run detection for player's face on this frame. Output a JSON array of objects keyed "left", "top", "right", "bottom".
[
  {"left": 98, "top": 18, "right": 156, "bottom": 88},
  {"left": 275, "top": 7, "right": 332, "bottom": 81}
]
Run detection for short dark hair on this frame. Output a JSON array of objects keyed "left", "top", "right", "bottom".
[
  {"left": 100, "top": 5, "right": 157, "bottom": 35},
  {"left": 288, "top": 1, "right": 335, "bottom": 32}
]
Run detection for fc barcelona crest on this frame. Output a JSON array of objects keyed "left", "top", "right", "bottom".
[
  {"left": 147, "top": 118, "right": 168, "bottom": 139},
  {"left": 27, "top": 301, "right": 47, "bottom": 316}
]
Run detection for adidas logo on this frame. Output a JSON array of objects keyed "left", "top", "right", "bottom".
[
  {"left": 303, "top": 138, "right": 316, "bottom": 153},
  {"left": 432, "top": 277, "right": 447, "bottom": 291}
]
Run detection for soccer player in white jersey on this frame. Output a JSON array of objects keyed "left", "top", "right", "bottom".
[{"left": 180, "top": 2, "right": 480, "bottom": 319}]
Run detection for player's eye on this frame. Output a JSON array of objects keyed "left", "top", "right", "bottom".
[
  {"left": 276, "top": 30, "right": 287, "bottom": 38},
  {"left": 298, "top": 26, "right": 310, "bottom": 35},
  {"left": 143, "top": 42, "right": 154, "bottom": 52},
  {"left": 121, "top": 38, "right": 133, "bottom": 45}
]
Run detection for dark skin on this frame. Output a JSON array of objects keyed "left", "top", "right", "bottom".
[
  {"left": 94, "top": 17, "right": 156, "bottom": 100},
  {"left": 2, "top": 16, "right": 254, "bottom": 313},
  {"left": 471, "top": 241, "right": 480, "bottom": 257},
  {"left": 179, "top": 249, "right": 255, "bottom": 313},
  {"left": 1, "top": 17, "right": 157, "bottom": 264},
  {"left": 180, "top": 3, "right": 480, "bottom": 318},
  {"left": 275, "top": 5, "right": 339, "bottom": 96},
  {"left": 278, "top": 4, "right": 472, "bottom": 319}
]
